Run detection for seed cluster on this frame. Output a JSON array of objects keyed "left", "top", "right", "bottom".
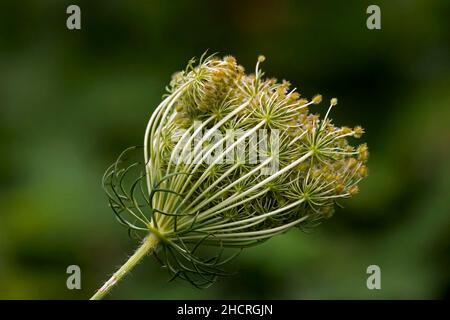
[
  {"left": 161, "top": 54, "right": 368, "bottom": 231},
  {"left": 105, "top": 53, "right": 369, "bottom": 286}
]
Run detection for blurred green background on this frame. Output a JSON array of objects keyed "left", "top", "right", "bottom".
[{"left": 0, "top": 0, "right": 449, "bottom": 299}]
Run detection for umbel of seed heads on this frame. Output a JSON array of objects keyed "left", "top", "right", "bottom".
[
  {"left": 92, "top": 53, "right": 368, "bottom": 299},
  {"left": 156, "top": 54, "right": 368, "bottom": 230}
]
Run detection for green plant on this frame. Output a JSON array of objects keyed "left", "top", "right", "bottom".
[{"left": 90, "top": 53, "right": 368, "bottom": 299}]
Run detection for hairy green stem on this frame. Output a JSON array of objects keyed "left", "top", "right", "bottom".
[{"left": 90, "top": 233, "right": 159, "bottom": 300}]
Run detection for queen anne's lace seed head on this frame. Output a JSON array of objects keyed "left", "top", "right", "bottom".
[{"left": 104, "top": 53, "right": 369, "bottom": 287}]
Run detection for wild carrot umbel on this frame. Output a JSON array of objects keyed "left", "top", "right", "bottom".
[{"left": 91, "top": 53, "right": 369, "bottom": 299}]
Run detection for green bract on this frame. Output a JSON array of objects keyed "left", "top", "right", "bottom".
[{"left": 94, "top": 53, "right": 368, "bottom": 298}]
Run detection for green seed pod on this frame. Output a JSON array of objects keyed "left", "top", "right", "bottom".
[{"left": 91, "top": 53, "right": 369, "bottom": 299}]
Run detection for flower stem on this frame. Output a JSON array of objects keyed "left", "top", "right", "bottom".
[{"left": 90, "top": 233, "right": 159, "bottom": 300}]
